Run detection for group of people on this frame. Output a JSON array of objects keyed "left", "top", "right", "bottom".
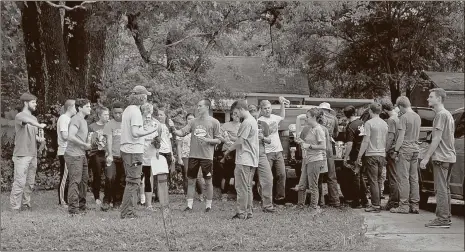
[
  {"left": 334, "top": 88, "right": 456, "bottom": 228},
  {"left": 9, "top": 84, "right": 456, "bottom": 226}
]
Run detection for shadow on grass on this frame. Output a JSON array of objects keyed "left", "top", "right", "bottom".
[{"left": 1, "top": 190, "right": 372, "bottom": 251}]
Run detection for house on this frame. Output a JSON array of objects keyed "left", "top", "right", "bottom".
[
  {"left": 209, "top": 56, "right": 310, "bottom": 122},
  {"left": 410, "top": 71, "right": 464, "bottom": 111}
]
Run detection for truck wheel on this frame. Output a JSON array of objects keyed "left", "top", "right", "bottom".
[{"left": 419, "top": 191, "right": 430, "bottom": 210}]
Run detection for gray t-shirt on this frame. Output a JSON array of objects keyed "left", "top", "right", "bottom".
[
  {"left": 103, "top": 119, "right": 122, "bottom": 157},
  {"left": 398, "top": 111, "right": 421, "bottom": 153},
  {"left": 432, "top": 109, "right": 456, "bottom": 163},
  {"left": 300, "top": 124, "right": 326, "bottom": 163},
  {"left": 181, "top": 116, "right": 221, "bottom": 160},
  {"left": 13, "top": 112, "right": 38, "bottom": 157},
  {"left": 364, "top": 117, "right": 388, "bottom": 157},
  {"left": 235, "top": 117, "right": 259, "bottom": 167},
  {"left": 65, "top": 114, "right": 88, "bottom": 156},
  {"left": 386, "top": 115, "right": 399, "bottom": 151}
]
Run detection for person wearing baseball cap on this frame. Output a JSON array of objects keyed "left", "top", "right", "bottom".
[
  {"left": 119, "top": 85, "right": 157, "bottom": 219},
  {"left": 10, "top": 93, "right": 47, "bottom": 213},
  {"left": 318, "top": 102, "right": 341, "bottom": 208}
]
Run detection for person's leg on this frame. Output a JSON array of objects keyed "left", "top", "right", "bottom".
[
  {"left": 381, "top": 165, "right": 386, "bottom": 196},
  {"left": 257, "top": 154, "right": 274, "bottom": 209},
  {"left": 89, "top": 154, "right": 101, "bottom": 203},
  {"left": 274, "top": 152, "right": 286, "bottom": 200},
  {"left": 185, "top": 158, "right": 201, "bottom": 209},
  {"left": 10, "top": 156, "right": 33, "bottom": 210},
  {"left": 142, "top": 166, "right": 152, "bottom": 207},
  {"left": 392, "top": 152, "right": 410, "bottom": 213},
  {"left": 182, "top": 157, "right": 189, "bottom": 195},
  {"left": 79, "top": 156, "right": 89, "bottom": 211},
  {"left": 318, "top": 173, "right": 325, "bottom": 207},
  {"left": 113, "top": 157, "right": 125, "bottom": 208},
  {"left": 58, "top": 155, "right": 69, "bottom": 205},
  {"left": 102, "top": 160, "right": 116, "bottom": 210},
  {"left": 196, "top": 169, "right": 205, "bottom": 199},
  {"left": 246, "top": 166, "right": 257, "bottom": 218},
  {"left": 297, "top": 161, "right": 309, "bottom": 206},
  {"left": 234, "top": 164, "right": 248, "bottom": 217},
  {"left": 120, "top": 152, "right": 143, "bottom": 218},
  {"left": 65, "top": 155, "right": 83, "bottom": 214},
  {"left": 358, "top": 166, "right": 369, "bottom": 207},
  {"left": 431, "top": 161, "right": 453, "bottom": 223},
  {"left": 200, "top": 159, "right": 214, "bottom": 210},
  {"left": 364, "top": 156, "right": 381, "bottom": 211},
  {"left": 386, "top": 152, "right": 399, "bottom": 209},
  {"left": 20, "top": 156, "right": 37, "bottom": 209},
  {"left": 409, "top": 152, "right": 420, "bottom": 212},
  {"left": 326, "top": 154, "right": 340, "bottom": 206},
  {"left": 308, "top": 161, "right": 322, "bottom": 210}
]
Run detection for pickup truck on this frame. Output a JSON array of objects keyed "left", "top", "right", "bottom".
[{"left": 418, "top": 107, "right": 464, "bottom": 210}]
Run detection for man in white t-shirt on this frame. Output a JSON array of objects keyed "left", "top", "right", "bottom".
[
  {"left": 258, "top": 98, "right": 287, "bottom": 203},
  {"left": 56, "top": 99, "right": 77, "bottom": 207}
]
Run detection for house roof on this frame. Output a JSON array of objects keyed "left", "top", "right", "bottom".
[
  {"left": 209, "top": 56, "right": 309, "bottom": 95},
  {"left": 422, "top": 71, "right": 464, "bottom": 91}
]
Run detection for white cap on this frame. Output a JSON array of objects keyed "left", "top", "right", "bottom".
[{"left": 318, "top": 102, "right": 333, "bottom": 111}]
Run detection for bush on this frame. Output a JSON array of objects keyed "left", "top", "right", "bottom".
[{"left": 1, "top": 158, "right": 14, "bottom": 192}]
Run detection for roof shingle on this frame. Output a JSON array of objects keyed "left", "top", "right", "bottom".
[{"left": 422, "top": 71, "right": 464, "bottom": 91}]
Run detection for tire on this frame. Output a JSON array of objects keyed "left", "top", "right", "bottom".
[{"left": 419, "top": 191, "right": 430, "bottom": 210}]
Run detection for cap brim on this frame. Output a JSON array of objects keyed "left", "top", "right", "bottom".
[{"left": 146, "top": 92, "right": 152, "bottom": 96}]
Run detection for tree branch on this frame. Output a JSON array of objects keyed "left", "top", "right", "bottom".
[
  {"left": 164, "top": 33, "right": 213, "bottom": 48},
  {"left": 44, "top": 1, "right": 96, "bottom": 11}
]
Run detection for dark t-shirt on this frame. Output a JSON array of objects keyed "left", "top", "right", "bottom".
[
  {"left": 345, "top": 119, "right": 364, "bottom": 161},
  {"left": 257, "top": 120, "right": 270, "bottom": 156},
  {"left": 89, "top": 122, "right": 107, "bottom": 156}
]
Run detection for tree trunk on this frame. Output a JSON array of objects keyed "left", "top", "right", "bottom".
[{"left": 22, "top": 2, "right": 73, "bottom": 113}]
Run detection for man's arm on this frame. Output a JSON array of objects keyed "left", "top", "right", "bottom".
[
  {"left": 103, "top": 124, "right": 112, "bottom": 158},
  {"left": 280, "top": 101, "right": 286, "bottom": 119},
  {"left": 422, "top": 129, "right": 443, "bottom": 161},
  {"left": 296, "top": 114, "right": 306, "bottom": 140},
  {"left": 333, "top": 117, "right": 339, "bottom": 138},
  {"left": 204, "top": 120, "right": 222, "bottom": 145},
  {"left": 344, "top": 142, "right": 353, "bottom": 161},
  {"left": 306, "top": 128, "right": 326, "bottom": 150},
  {"left": 170, "top": 121, "right": 190, "bottom": 138},
  {"left": 357, "top": 122, "right": 371, "bottom": 161},
  {"left": 131, "top": 125, "right": 157, "bottom": 138},
  {"left": 176, "top": 137, "right": 183, "bottom": 163},
  {"left": 16, "top": 113, "right": 46, "bottom": 128},
  {"left": 394, "top": 117, "right": 406, "bottom": 152}
]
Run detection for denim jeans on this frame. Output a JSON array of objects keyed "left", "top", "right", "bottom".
[
  {"left": 397, "top": 152, "right": 420, "bottom": 209},
  {"left": 326, "top": 149, "right": 340, "bottom": 206},
  {"left": 432, "top": 161, "right": 453, "bottom": 221},
  {"left": 266, "top": 151, "right": 286, "bottom": 199},
  {"left": 89, "top": 151, "right": 105, "bottom": 201},
  {"left": 386, "top": 152, "right": 399, "bottom": 206},
  {"left": 234, "top": 164, "right": 256, "bottom": 215},
  {"left": 120, "top": 151, "right": 143, "bottom": 218},
  {"left": 364, "top": 156, "right": 386, "bottom": 207},
  {"left": 10, "top": 156, "right": 38, "bottom": 210},
  {"left": 64, "top": 155, "right": 89, "bottom": 214},
  {"left": 298, "top": 160, "right": 325, "bottom": 209},
  {"left": 256, "top": 154, "right": 274, "bottom": 208},
  {"left": 102, "top": 157, "right": 125, "bottom": 206}
]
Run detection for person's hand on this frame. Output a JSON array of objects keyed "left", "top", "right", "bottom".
[
  {"left": 356, "top": 156, "right": 362, "bottom": 167},
  {"left": 258, "top": 132, "right": 264, "bottom": 140},
  {"left": 37, "top": 137, "right": 46, "bottom": 143},
  {"left": 155, "top": 150, "right": 160, "bottom": 160},
  {"left": 177, "top": 157, "right": 183, "bottom": 165},
  {"left": 38, "top": 123, "right": 47, "bottom": 129},
  {"left": 420, "top": 159, "right": 428, "bottom": 169},
  {"left": 220, "top": 157, "right": 226, "bottom": 164},
  {"left": 106, "top": 155, "right": 113, "bottom": 165},
  {"left": 302, "top": 143, "right": 310, "bottom": 149},
  {"left": 168, "top": 119, "right": 174, "bottom": 127},
  {"left": 198, "top": 136, "right": 209, "bottom": 145},
  {"left": 84, "top": 143, "right": 92, "bottom": 150}
]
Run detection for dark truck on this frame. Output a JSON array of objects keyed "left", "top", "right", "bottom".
[{"left": 418, "top": 107, "right": 464, "bottom": 210}]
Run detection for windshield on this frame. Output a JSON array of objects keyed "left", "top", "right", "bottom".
[{"left": 453, "top": 110, "right": 464, "bottom": 138}]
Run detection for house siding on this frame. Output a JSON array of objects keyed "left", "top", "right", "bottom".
[{"left": 444, "top": 94, "right": 465, "bottom": 111}]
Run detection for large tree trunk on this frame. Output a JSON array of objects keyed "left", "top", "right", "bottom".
[{"left": 22, "top": 2, "right": 73, "bottom": 113}]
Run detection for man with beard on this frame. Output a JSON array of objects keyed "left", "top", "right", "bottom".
[
  {"left": 171, "top": 99, "right": 221, "bottom": 212},
  {"left": 10, "top": 93, "right": 46, "bottom": 213}
]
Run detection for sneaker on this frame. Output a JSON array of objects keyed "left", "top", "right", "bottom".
[
  {"left": 308, "top": 207, "right": 322, "bottom": 215},
  {"left": 365, "top": 206, "right": 381, "bottom": 213},
  {"left": 409, "top": 208, "right": 419, "bottom": 214},
  {"left": 263, "top": 207, "right": 277, "bottom": 213},
  {"left": 232, "top": 213, "right": 246, "bottom": 220},
  {"left": 425, "top": 219, "right": 450, "bottom": 228},
  {"left": 246, "top": 213, "right": 253, "bottom": 219},
  {"left": 382, "top": 202, "right": 398, "bottom": 211},
  {"left": 61, "top": 204, "right": 68, "bottom": 209},
  {"left": 146, "top": 205, "right": 156, "bottom": 212},
  {"left": 95, "top": 199, "right": 102, "bottom": 205},
  {"left": 390, "top": 206, "right": 409, "bottom": 214},
  {"left": 205, "top": 207, "right": 211, "bottom": 213},
  {"left": 221, "top": 194, "right": 228, "bottom": 202},
  {"left": 274, "top": 197, "right": 286, "bottom": 205},
  {"left": 184, "top": 207, "right": 192, "bottom": 212},
  {"left": 21, "top": 204, "right": 32, "bottom": 211},
  {"left": 101, "top": 203, "right": 111, "bottom": 212}
]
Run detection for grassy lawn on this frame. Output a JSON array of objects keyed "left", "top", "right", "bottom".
[{"left": 1, "top": 190, "right": 372, "bottom": 251}]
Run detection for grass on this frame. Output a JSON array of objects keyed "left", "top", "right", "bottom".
[{"left": 1, "top": 189, "right": 372, "bottom": 251}]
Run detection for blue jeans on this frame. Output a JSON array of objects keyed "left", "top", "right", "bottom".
[
  {"left": 432, "top": 161, "right": 453, "bottom": 221},
  {"left": 266, "top": 151, "right": 286, "bottom": 199}
]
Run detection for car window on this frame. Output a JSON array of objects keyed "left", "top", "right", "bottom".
[
  {"left": 414, "top": 107, "right": 436, "bottom": 127},
  {"left": 453, "top": 111, "right": 464, "bottom": 139}
]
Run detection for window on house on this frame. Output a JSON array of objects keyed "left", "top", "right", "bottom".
[{"left": 212, "top": 112, "right": 226, "bottom": 124}]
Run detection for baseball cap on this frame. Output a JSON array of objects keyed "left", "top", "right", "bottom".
[
  {"left": 318, "top": 102, "right": 333, "bottom": 111},
  {"left": 131, "top": 85, "right": 152, "bottom": 95},
  {"left": 20, "top": 93, "right": 37, "bottom": 102}
]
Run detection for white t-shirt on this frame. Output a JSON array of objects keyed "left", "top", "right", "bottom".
[
  {"left": 56, "top": 114, "right": 71, "bottom": 156},
  {"left": 258, "top": 114, "right": 283, "bottom": 153},
  {"left": 159, "top": 124, "right": 172, "bottom": 154}
]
